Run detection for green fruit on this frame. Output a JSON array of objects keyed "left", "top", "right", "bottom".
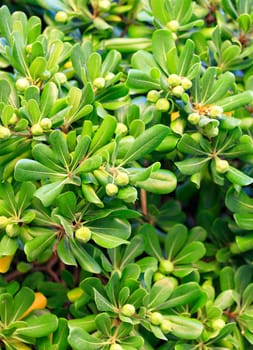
[
  {"left": 67, "top": 287, "right": 84, "bottom": 302},
  {"left": 93, "top": 77, "right": 106, "bottom": 89},
  {"left": 0, "top": 126, "right": 11, "bottom": 139},
  {"left": 6, "top": 223, "right": 20, "bottom": 238},
  {"left": 181, "top": 77, "right": 192, "bottom": 90},
  {"left": 0, "top": 216, "right": 9, "bottom": 229},
  {"left": 210, "top": 318, "right": 226, "bottom": 330},
  {"left": 9, "top": 113, "right": 18, "bottom": 125},
  {"left": 105, "top": 72, "right": 115, "bottom": 80},
  {"left": 39, "top": 70, "right": 51, "bottom": 81},
  {"left": 110, "top": 344, "right": 123, "bottom": 350},
  {"left": 16, "top": 78, "right": 30, "bottom": 91},
  {"left": 55, "top": 11, "right": 68, "bottom": 23},
  {"left": 54, "top": 72, "right": 67, "bottom": 84},
  {"left": 188, "top": 112, "right": 201, "bottom": 125},
  {"left": 117, "top": 186, "right": 138, "bottom": 203},
  {"left": 215, "top": 158, "right": 229, "bottom": 173},
  {"left": 106, "top": 183, "right": 119, "bottom": 196},
  {"left": 155, "top": 98, "right": 170, "bottom": 112},
  {"left": 150, "top": 312, "right": 164, "bottom": 326},
  {"left": 172, "top": 85, "right": 184, "bottom": 98},
  {"left": 209, "top": 105, "right": 223, "bottom": 117},
  {"left": 160, "top": 319, "right": 172, "bottom": 333},
  {"left": 121, "top": 303, "right": 135, "bottom": 317},
  {"left": 40, "top": 118, "right": 52, "bottom": 130},
  {"left": 166, "top": 20, "right": 180, "bottom": 32},
  {"left": 167, "top": 74, "right": 181, "bottom": 87},
  {"left": 147, "top": 90, "right": 160, "bottom": 103},
  {"left": 75, "top": 227, "right": 92, "bottom": 243},
  {"left": 31, "top": 123, "right": 43, "bottom": 136},
  {"left": 115, "top": 123, "right": 128, "bottom": 136},
  {"left": 25, "top": 44, "right": 32, "bottom": 54},
  {"left": 98, "top": 0, "right": 111, "bottom": 11},
  {"left": 115, "top": 172, "right": 129, "bottom": 186},
  {"left": 159, "top": 259, "right": 174, "bottom": 274},
  {"left": 153, "top": 272, "right": 166, "bottom": 282}
]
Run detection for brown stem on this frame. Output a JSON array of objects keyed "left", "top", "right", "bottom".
[{"left": 140, "top": 189, "right": 148, "bottom": 217}]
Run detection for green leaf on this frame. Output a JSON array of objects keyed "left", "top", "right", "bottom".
[
  {"left": 88, "top": 218, "right": 131, "bottom": 241},
  {"left": 101, "top": 50, "right": 121, "bottom": 76},
  {"left": 205, "top": 72, "right": 235, "bottom": 104},
  {"left": 226, "top": 166, "right": 253, "bottom": 186},
  {"left": 0, "top": 80, "right": 11, "bottom": 104},
  {"left": 242, "top": 284, "right": 253, "bottom": 309},
  {"left": 56, "top": 191, "right": 76, "bottom": 219},
  {"left": 140, "top": 223, "right": 163, "bottom": 260},
  {"left": 15, "top": 159, "right": 64, "bottom": 181},
  {"left": 16, "top": 314, "right": 58, "bottom": 337},
  {"left": 24, "top": 232, "right": 56, "bottom": 261},
  {"left": 165, "top": 224, "right": 188, "bottom": 259},
  {"left": 120, "top": 235, "right": 144, "bottom": 269},
  {"left": 70, "top": 239, "right": 101, "bottom": 273},
  {"left": 95, "top": 313, "right": 111, "bottom": 337},
  {"left": 94, "top": 289, "right": 115, "bottom": 312},
  {"left": 178, "top": 40, "right": 195, "bottom": 77},
  {"left": 0, "top": 235, "right": 18, "bottom": 256},
  {"left": 52, "top": 318, "right": 69, "bottom": 350},
  {"left": 10, "top": 287, "right": 34, "bottom": 322},
  {"left": 89, "top": 115, "right": 117, "bottom": 154},
  {"left": 234, "top": 213, "right": 253, "bottom": 230},
  {"left": 16, "top": 182, "right": 36, "bottom": 215},
  {"left": 0, "top": 293, "right": 13, "bottom": 325},
  {"left": 68, "top": 327, "right": 104, "bottom": 350},
  {"left": 57, "top": 237, "right": 77, "bottom": 266},
  {"left": 152, "top": 29, "right": 175, "bottom": 74},
  {"left": 167, "top": 315, "right": 203, "bottom": 340},
  {"left": 126, "top": 69, "right": 160, "bottom": 93},
  {"left": 150, "top": 0, "right": 170, "bottom": 25},
  {"left": 71, "top": 135, "right": 91, "bottom": 169},
  {"left": 218, "top": 91, "right": 253, "bottom": 112},
  {"left": 220, "top": 266, "right": 235, "bottom": 291},
  {"left": 177, "top": 134, "right": 206, "bottom": 155},
  {"left": 35, "top": 181, "right": 66, "bottom": 207},
  {"left": 87, "top": 52, "right": 101, "bottom": 82},
  {"left": 49, "top": 130, "right": 70, "bottom": 168},
  {"left": 174, "top": 242, "right": 206, "bottom": 264},
  {"left": 225, "top": 187, "right": 253, "bottom": 214},
  {"left": 0, "top": 6, "right": 12, "bottom": 42},
  {"left": 175, "top": 157, "right": 209, "bottom": 175},
  {"left": 92, "top": 231, "right": 129, "bottom": 248},
  {"left": 144, "top": 279, "right": 174, "bottom": 309},
  {"left": 29, "top": 56, "right": 47, "bottom": 80},
  {"left": 76, "top": 155, "right": 102, "bottom": 174},
  {"left": 41, "top": 82, "right": 58, "bottom": 117},
  {"left": 214, "top": 290, "right": 234, "bottom": 310},
  {"left": 122, "top": 125, "right": 169, "bottom": 165}
]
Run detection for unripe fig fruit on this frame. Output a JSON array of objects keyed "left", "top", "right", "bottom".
[
  {"left": 93, "top": 77, "right": 106, "bottom": 89},
  {"left": 160, "top": 319, "right": 172, "bottom": 333},
  {"left": 16, "top": 78, "right": 30, "bottom": 91},
  {"left": 0, "top": 126, "right": 11, "bottom": 139},
  {"left": 121, "top": 303, "right": 135, "bottom": 317},
  {"left": 155, "top": 98, "right": 170, "bottom": 112},
  {"left": 75, "top": 226, "right": 92, "bottom": 243},
  {"left": 106, "top": 183, "right": 119, "bottom": 196}
]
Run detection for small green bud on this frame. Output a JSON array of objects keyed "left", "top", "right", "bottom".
[
  {"left": 25, "top": 44, "right": 32, "bottom": 54},
  {"left": 0, "top": 126, "right": 11, "bottom": 139},
  {"left": 210, "top": 318, "right": 226, "bottom": 330},
  {"left": 159, "top": 259, "right": 174, "bottom": 274},
  {"left": 115, "top": 172, "right": 129, "bottom": 186},
  {"left": 167, "top": 74, "right": 181, "bottom": 87},
  {"left": 121, "top": 304, "right": 135, "bottom": 317},
  {"left": 171, "top": 85, "right": 184, "bottom": 98},
  {"left": 6, "top": 223, "right": 20, "bottom": 238},
  {"left": 75, "top": 226, "right": 92, "bottom": 243},
  {"left": 117, "top": 186, "right": 138, "bottom": 203},
  {"left": 204, "top": 125, "right": 219, "bottom": 138},
  {"left": 110, "top": 344, "right": 123, "bottom": 350},
  {"left": 55, "top": 11, "right": 68, "bottom": 23},
  {"left": 106, "top": 183, "right": 119, "bottom": 196},
  {"left": 98, "top": 0, "right": 111, "bottom": 11},
  {"left": 181, "top": 77, "right": 192, "bottom": 90},
  {"left": 155, "top": 98, "right": 170, "bottom": 112},
  {"left": 9, "top": 113, "right": 18, "bottom": 125},
  {"left": 153, "top": 272, "right": 166, "bottom": 282},
  {"left": 160, "top": 319, "right": 172, "bottom": 333},
  {"left": 209, "top": 105, "right": 223, "bottom": 118},
  {"left": 115, "top": 123, "right": 128, "bottom": 136},
  {"left": 54, "top": 72, "right": 67, "bottom": 84},
  {"left": 188, "top": 112, "right": 201, "bottom": 125},
  {"left": 67, "top": 287, "right": 84, "bottom": 302},
  {"left": 0, "top": 216, "right": 9, "bottom": 229},
  {"left": 150, "top": 312, "right": 164, "bottom": 326},
  {"left": 16, "top": 78, "right": 30, "bottom": 91},
  {"left": 147, "top": 90, "right": 160, "bottom": 103},
  {"left": 215, "top": 158, "right": 229, "bottom": 174},
  {"left": 93, "top": 77, "right": 106, "bottom": 89},
  {"left": 31, "top": 123, "right": 43, "bottom": 136},
  {"left": 166, "top": 20, "right": 180, "bottom": 32},
  {"left": 40, "top": 118, "right": 52, "bottom": 130}
]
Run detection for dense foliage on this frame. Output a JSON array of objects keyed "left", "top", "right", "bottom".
[{"left": 0, "top": 0, "right": 253, "bottom": 349}]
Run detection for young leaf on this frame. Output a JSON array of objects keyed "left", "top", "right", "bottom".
[{"left": 16, "top": 314, "right": 58, "bottom": 337}]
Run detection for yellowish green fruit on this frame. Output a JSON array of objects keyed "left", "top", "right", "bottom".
[
  {"left": 167, "top": 74, "right": 181, "bottom": 87},
  {"left": 172, "top": 85, "right": 184, "bottom": 98},
  {"left": 115, "top": 123, "right": 128, "bottom": 136},
  {"left": 215, "top": 158, "right": 229, "bottom": 174},
  {"left": 117, "top": 186, "right": 138, "bottom": 203},
  {"left": 121, "top": 303, "right": 135, "bottom": 317},
  {"left": 147, "top": 90, "right": 160, "bottom": 102},
  {"left": 160, "top": 319, "right": 172, "bottom": 333},
  {"left": 159, "top": 259, "right": 174, "bottom": 274},
  {"left": 9, "top": 113, "right": 18, "bottom": 125},
  {"left": 6, "top": 223, "right": 20, "bottom": 238},
  {"left": 0, "top": 216, "right": 9, "bottom": 228},
  {"left": 188, "top": 112, "right": 201, "bottom": 125},
  {"left": 99, "top": 0, "right": 111, "bottom": 11},
  {"left": 16, "top": 77, "right": 30, "bottom": 91},
  {"left": 40, "top": 118, "right": 52, "bottom": 130},
  {"left": 166, "top": 20, "right": 180, "bottom": 32},
  {"left": 110, "top": 344, "right": 123, "bottom": 350},
  {"left": 115, "top": 172, "right": 129, "bottom": 186},
  {"left": 93, "top": 77, "right": 106, "bottom": 89},
  {"left": 54, "top": 72, "right": 67, "bottom": 84},
  {"left": 67, "top": 287, "right": 84, "bottom": 302},
  {"left": 106, "top": 183, "right": 119, "bottom": 196},
  {"left": 105, "top": 72, "right": 115, "bottom": 80},
  {"left": 181, "top": 77, "right": 192, "bottom": 90},
  {"left": 150, "top": 312, "right": 164, "bottom": 326},
  {"left": 155, "top": 98, "right": 170, "bottom": 112},
  {"left": 0, "top": 126, "right": 11, "bottom": 139},
  {"left": 209, "top": 105, "right": 223, "bottom": 117},
  {"left": 75, "top": 226, "right": 92, "bottom": 243},
  {"left": 153, "top": 272, "right": 166, "bottom": 282},
  {"left": 31, "top": 123, "right": 43, "bottom": 136},
  {"left": 210, "top": 318, "right": 226, "bottom": 330},
  {"left": 55, "top": 11, "right": 68, "bottom": 23}
]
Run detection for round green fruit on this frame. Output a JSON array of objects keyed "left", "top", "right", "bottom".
[
  {"left": 106, "top": 183, "right": 119, "bottom": 196},
  {"left": 147, "top": 90, "right": 160, "bottom": 103},
  {"left": 167, "top": 74, "right": 181, "bottom": 87},
  {"left": 159, "top": 259, "right": 174, "bottom": 274},
  {"left": 93, "top": 77, "right": 106, "bottom": 89},
  {"left": 40, "top": 118, "right": 52, "bottom": 130},
  {"left": 215, "top": 158, "right": 229, "bottom": 174},
  {"left": 115, "top": 123, "right": 128, "bottom": 136},
  {"left": 150, "top": 312, "right": 164, "bottom": 326},
  {"left": 0, "top": 216, "right": 9, "bottom": 229},
  {"left": 75, "top": 227, "right": 92, "bottom": 243},
  {"left": 121, "top": 304, "right": 135, "bottom": 317},
  {"left": 211, "top": 318, "right": 226, "bottom": 330},
  {"left": 55, "top": 11, "right": 68, "bottom": 23},
  {"left": 105, "top": 72, "right": 115, "bottom": 80},
  {"left": 155, "top": 98, "right": 170, "bottom": 112},
  {"left": 166, "top": 20, "right": 180, "bottom": 32},
  {"left": 31, "top": 123, "right": 43, "bottom": 136},
  {"left": 160, "top": 319, "right": 172, "bottom": 333},
  {"left": 54, "top": 72, "right": 67, "bottom": 84},
  {"left": 188, "top": 112, "right": 200, "bottom": 125},
  {"left": 209, "top": 105, "right": 223, "bottom": 118},
  {"left": 115, "top": 172, "right": 129, "bottom": 186},
  {"left": 0, "top": 126, "right": 11, "bottom": 139},
  {"left": 99, "top": 0, "right": 111, "bottom": 11},
  {"left": 153, "top": 272, "right": 166, "bottom": 282},
  {"left": 171, "top": 85, "right": 184, "bottom": 98},
  {"left": 117, "top": 186, "right": 138, "bottom": 203},
  {"left": 16, "top": 78, "right": 30, "bottom": 91},
  {"left": 39, "top": 70, "right": 51, "bottom": 81},
  {"left": 6, "top": 223, "right": 20, "bottom": 238},
  {"left": 110, "top": 344, "right": 123, "bottom": 350},
  {"left": 181, "top": 77, "right": 192, "bottom": 90},
  {"left": 9, "top": 113, "right": 18, "bottom": 125}
]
